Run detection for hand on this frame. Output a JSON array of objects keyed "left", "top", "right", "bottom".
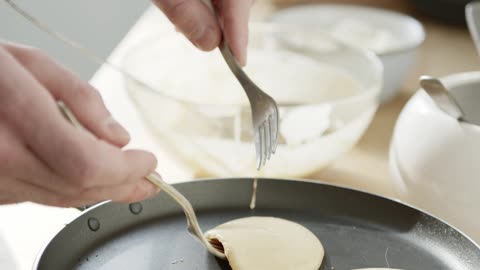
[
  {"left": 152, "top": 0, "right": 254, "bottom": 66},
  {"left": 0, "top": 42, "right": 159, "bottom": 207}
]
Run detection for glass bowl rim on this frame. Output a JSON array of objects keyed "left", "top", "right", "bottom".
[{"left": 121, "top": 22, "right": 383, "bottom": 109}]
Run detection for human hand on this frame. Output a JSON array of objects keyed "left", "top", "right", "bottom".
[
  {"left": 0, "top": 42, "right": 159, "bottom": 207},
  {"left": 152, "top": 0, "right": 254, "bottom": 66}
]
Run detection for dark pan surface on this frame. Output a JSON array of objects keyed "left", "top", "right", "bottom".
[{"left": 34, "top": 178, "right": 480, "bottom": 270}]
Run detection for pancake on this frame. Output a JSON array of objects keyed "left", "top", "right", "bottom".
[{"left": 205, "top": 216, "right": 324, "bottom": 270}]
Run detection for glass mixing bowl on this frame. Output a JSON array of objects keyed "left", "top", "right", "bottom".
[{"left": 122, "top": 23, "right": 382, "bottom": 178}]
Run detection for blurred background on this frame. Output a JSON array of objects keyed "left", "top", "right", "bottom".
[
  {"left": 273, "top": 0, "right": 472, "bottom": 24},
  {"left": 0, "top": 0, "right": 150, "bottom": 80},
  {"left": 0, "top": 0, "right": 473, "bottom": 80}
]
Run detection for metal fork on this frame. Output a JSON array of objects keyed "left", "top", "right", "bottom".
[
  {"left": 218, "top": 40, "right": 279, "bottom": 169},
  {"left": 200, "top": 0, "right": 279, "bottom": 169}
]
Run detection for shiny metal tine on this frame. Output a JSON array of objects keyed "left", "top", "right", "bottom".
[
  {"left": 261, "top": 123, "right": 268, "bottom": 165},
  {"left": 265, "top": 117, "right": 272, "bottom": 160},
  {"left": 255, "top": 127, "right": 262, "bottom": 169},
  {"left": 259, "top": 124, "right": 266, "bottom": 166},
  {"left": 271, "top": 108, "right": 279, "bottom": 153}
]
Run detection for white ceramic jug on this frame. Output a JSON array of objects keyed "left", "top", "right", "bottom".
[{"left": 390, "top": 71, "right": 480, "bottom": 243}]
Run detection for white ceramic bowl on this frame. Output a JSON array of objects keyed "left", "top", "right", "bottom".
[
  {"left": 269, "top": 4, "right": 425, "bottom": 103},
  {"left": 122, "top": 24, "right": 382, "bottom": 178},
  {"left": 390, "top": 71, "right": 480, "bottom": 242}
]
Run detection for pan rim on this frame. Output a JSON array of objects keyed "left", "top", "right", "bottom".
[{"left": 31, "top": 177, "right": 480, "bottom": 269}]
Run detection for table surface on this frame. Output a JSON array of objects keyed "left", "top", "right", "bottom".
[{"left": 0, "top": 1, "right": 478, "bottom": 269}]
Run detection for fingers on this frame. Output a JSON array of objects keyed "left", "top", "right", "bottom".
[
  {"left": 0, "top": 130, "right": 73, "bottom": 207},
  {"left": 11, "top": 146, "right": 158, "bottom": 206},
  {"left": 0, "top": 176, "right": 159, "bottom": 207},
  {"left": 0, "top": 121, "right": 68, "bottom": 194},
  {"left": 2, "top": 42, "right": 130, "bottom": 147},
  {"left": 0, "top": 45, "right": 160, "bottom": 207},
  {"left": 0, "top": 46, "right": 157, "bottom": 196},
  {"left": 0, "top": 120, "right": 159, "bottom": 206},
  {"left": 4, "top": 149, "right": 159, "bottom": 207},
  {"left": 0, "top": 47, "right": 90, "bottom": 179},
  {"left": 154, "top": 0, "right": 221, "bottom": 51},
  {"left": 153, "top": 0, "right": 252, "bottom": 65},
  {"left": 78, "top": 178, "right": 160, "bottom": 204},
  {"left": 0, "top": 126, "right": 158, "bottom": 206},
  {"left": 0, "top": 177, "right": 69, "bottom": 207},
  {"left": 221, "top": 0, "right": 252, "bottom": 66},
  {"left": 52, "top": 140, "right": 157, "bottom": 191}
]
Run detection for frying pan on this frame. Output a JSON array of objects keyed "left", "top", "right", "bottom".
[{"left": 33, "top": 178, "right": 480, "bottom": 270}]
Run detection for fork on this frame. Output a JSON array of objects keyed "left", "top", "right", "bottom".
[
  {"left": 202, "top": 2, "right": 279, "bottom": 169},
  {"left": 219, "top": 42, "right": 279, "bottom": 169}
]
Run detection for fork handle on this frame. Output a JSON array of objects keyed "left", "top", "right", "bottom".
[
  {"left": 200, "top": 0, "right": 261, "bottom": 103},
  {"left": 218, "top": 41, "right": 262, "bottom": 103}
]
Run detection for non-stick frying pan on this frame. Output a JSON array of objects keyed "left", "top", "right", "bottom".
[{"left": 33, "top": 178, "right": 480, "bottom": 270}]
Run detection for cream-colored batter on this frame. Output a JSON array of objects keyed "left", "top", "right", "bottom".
[
  {"left": 249, "top": 178, "right": 258, "bottom": 210},
  {"left": 204, "top": 216, "right": 324, "bottom": 270}
]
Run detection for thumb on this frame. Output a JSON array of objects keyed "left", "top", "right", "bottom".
[{"left": 153, "top": 0, "right": 221, "bottom": 51}]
